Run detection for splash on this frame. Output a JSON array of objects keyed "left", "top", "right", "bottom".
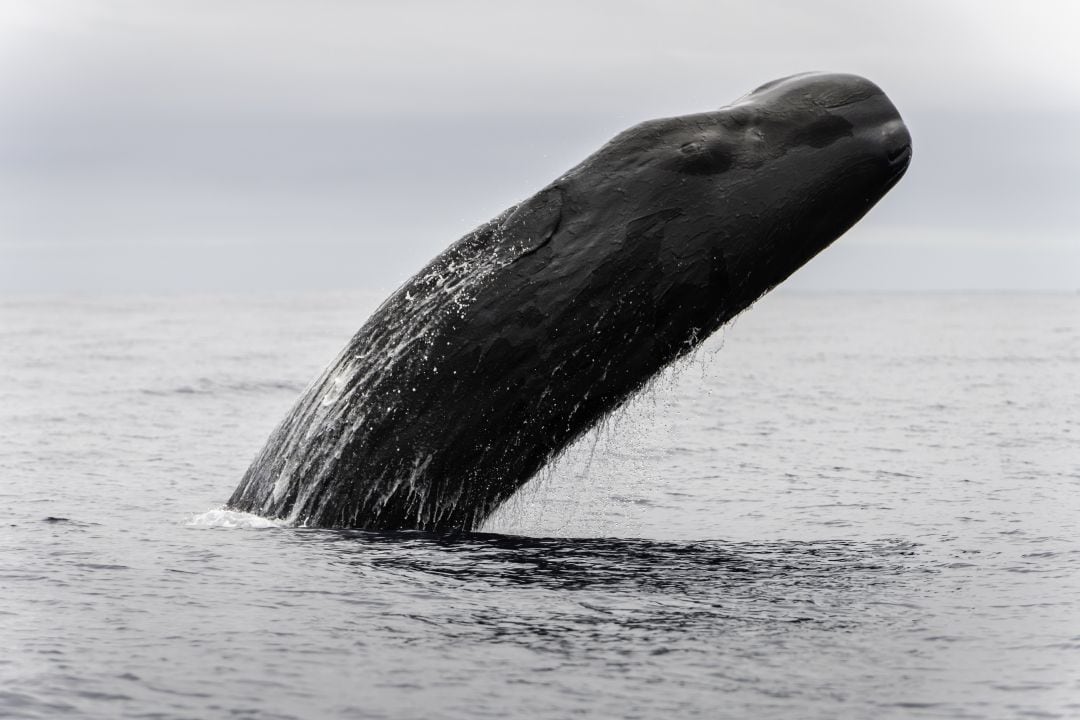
[{"left": 186, "top": 506, "right": 288, "bottom": 529}]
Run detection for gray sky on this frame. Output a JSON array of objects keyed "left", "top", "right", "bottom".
[{"left": 1, "top": 0, "right": 1077, "bottom": 293}]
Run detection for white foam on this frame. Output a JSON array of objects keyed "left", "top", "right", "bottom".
[{"left": 185, "top": 506, "right": 286, "bottom": 529}]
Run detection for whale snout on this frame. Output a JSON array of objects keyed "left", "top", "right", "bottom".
[
  {"left": 839, "top": 87, "right": 911, "bottom": 174},
  {"left": 884, "top": 119, "right": 912, "bottom": 158},
  {"left": 883, "top": 118, "right": 912, "bottom": 172},
  {"left": 743, "top": 72, "right": 910, "bottom": 154},
  {"left": 822, "top": 74, "right": 911, "bottom": 172}
]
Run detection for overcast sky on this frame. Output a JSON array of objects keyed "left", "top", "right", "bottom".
[{"left": 1, "top": 0, "right": 1077, "bottom": 293}]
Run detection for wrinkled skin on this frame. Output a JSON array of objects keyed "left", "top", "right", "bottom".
[{"left": 228, "top": 72, "right": 912, "bottom": 530}]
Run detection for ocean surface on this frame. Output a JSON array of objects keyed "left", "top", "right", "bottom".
[{"left": 1, "top": 291, "right": 1077, "bottom": 719}]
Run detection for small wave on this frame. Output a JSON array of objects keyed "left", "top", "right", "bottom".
[{"left": 185, "top": 507, "right": 286, "bottom": 529}]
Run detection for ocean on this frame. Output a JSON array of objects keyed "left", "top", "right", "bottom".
[{"left": 1, "top": 291, "right": 1077, "bottom": 719}]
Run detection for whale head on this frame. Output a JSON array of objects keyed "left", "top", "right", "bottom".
[{"left": 534, "top": 72, "right": 911, "bottom": 325}]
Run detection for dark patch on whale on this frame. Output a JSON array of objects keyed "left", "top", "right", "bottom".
[{"left": 227, "top": 72, "right": 912, "bottom": 531}]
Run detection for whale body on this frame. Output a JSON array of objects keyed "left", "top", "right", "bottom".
[{"left": 228, "top": 72, "right": 912, "bottom": 530}]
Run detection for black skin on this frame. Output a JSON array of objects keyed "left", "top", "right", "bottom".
[{"left": 228, "top": 72, "right": 912, "bottom": 531}]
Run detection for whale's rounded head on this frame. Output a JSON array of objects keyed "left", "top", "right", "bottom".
[
  {"left": 560, "top": 72, "right": 911, "bottom": 310},
  {"left": 723, "top": 72, "right": 911, "bottom": 287},
  {"left": 742, "top": 71, "right": 912, "bottom": 180}
]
